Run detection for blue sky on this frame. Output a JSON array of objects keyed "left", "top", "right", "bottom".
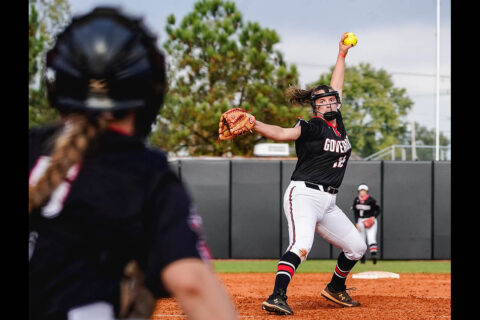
[{"left": 67, "top": 0, "right": 451, "bottom": 141}]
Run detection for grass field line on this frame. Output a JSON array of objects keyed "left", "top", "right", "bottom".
[{"left": 212, "top": 259, "right": 451, "bottom": 274}]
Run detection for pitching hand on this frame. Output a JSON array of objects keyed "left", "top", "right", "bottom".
[{"left": 339, "top": 32, "right": 355, "bottom": 56}]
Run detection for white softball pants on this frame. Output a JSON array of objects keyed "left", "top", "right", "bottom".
[
  {"left": 283, "top": 181, "right": 367, "bottom": 262},
  {"left": 357, "top": 217, "right": 378, "bottom": 249}
]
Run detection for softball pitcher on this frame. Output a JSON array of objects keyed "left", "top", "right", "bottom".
[
  {"left": 352, "top": 184, "right": 381, "bottom": 264},
  {"left": 250, "top": 33, "right": 367, "bottom": 315}
]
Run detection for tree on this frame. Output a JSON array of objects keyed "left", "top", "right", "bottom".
[
  {"left": 409, "top": 122, "right": 450, "bottom": 146},
  {"left": 29, "top": 0, "right": 71, "bottom": 128},
  {"left": 151, "top": 0, "right": 308, "bottom": 156},
  {"left": 315, "top": 63, "right": 414, "bottom": 158},
  {"left": 400, "top": 122, "right": 450, "bottom": 160}
]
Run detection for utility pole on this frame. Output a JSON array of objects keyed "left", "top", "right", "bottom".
[
  {"left": 435, "top": 0, "right": 440, "bottom": 161},
  {"left": 411, "top": 108, "right": 417, "bottom": 160}
]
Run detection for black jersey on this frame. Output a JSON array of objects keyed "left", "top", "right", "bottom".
[
  {"left": 29, "top": 125, "right": 210, "bottom": 320},
  {"left": 352, "top": 195, "right": 380, "bottom": 223},
  {"left": 290, "top": 110, "right": 352, "bottom": 188}
]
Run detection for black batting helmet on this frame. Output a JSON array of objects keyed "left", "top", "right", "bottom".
[{"left": 44, "top": 6, "right": 167, "bottom": 137}]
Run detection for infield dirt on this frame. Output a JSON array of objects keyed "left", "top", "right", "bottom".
[{"left": 152, "top": 273, "right": 450, "bottom": 319}]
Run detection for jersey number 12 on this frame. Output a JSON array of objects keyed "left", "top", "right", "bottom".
[{"left": 333, "top": 155, "right": 347, "bottom": 168}]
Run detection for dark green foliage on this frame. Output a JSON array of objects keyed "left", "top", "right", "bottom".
[{"left": 152, "top": 0, "right": 308, "bottom": 156}]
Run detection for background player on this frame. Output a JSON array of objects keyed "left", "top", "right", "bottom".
[
  {"left": 352, "top": 184, "right": 381, "bottom": 264},
  {"left": 248, "top": 32, "right": 367, "bottom": 315},
  {"left": 28, "top": 7, "right": 238, "bottom": 320}
]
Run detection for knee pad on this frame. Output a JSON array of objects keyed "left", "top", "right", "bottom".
[{"left": 344, "top": 239, "right": 367, "bottom": 261}]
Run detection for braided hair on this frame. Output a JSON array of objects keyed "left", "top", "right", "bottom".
[
  {"left": 28, "top": 114, "right": 110, "bottom": 214},
  {"left": 30, "top": 6, "right": 167, "bottom": 214}
]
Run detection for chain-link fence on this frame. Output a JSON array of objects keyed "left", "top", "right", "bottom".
[{"left": 364, "top": 145, "right": 450, "bottom": 161}]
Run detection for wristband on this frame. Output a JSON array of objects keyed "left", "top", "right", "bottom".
[{"left": 338, "top": 53, "right": 346, "bottom": 58}]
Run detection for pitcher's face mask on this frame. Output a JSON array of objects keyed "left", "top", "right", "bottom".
[{"left": 311, "top": 91, "right": 341, "bottom": 120}]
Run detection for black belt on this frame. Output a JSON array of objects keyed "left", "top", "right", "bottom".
[{"left": 304, "top": 182, "right": 339, "bottom": 194}]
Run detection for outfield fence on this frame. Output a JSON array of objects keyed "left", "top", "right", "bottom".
[{"left": 169, "top": 159, "right": 450, "bottom": 261}]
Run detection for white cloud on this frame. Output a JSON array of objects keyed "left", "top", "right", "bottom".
[
  {"left": 277, "top": 22, "right": 450, "bottom": 92},
  {"left": 275, "top": 22, "right": 450, "bottom": 137}
]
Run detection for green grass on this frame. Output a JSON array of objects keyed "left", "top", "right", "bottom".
[{"left": 212, "top": 259, "right": 451, "bottom": 274}]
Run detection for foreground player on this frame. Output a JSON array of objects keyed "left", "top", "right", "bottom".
[
  {"left": 28, "top": 7, "right": 237, "bottom": 320},
  {"left": 253, "top": 33, "right": 367, "bottom": 315},
  {"left": 352, "top": 184, "right": 381, "bottom": 264}
]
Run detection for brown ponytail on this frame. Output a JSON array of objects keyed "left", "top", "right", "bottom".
[
  {"left": 285, "top": 86, "right": 315, "bottom": 106},
  {"left": 285, "top": 84, "right": 336, "bottom": 108},
  {"left": 29, "top": 114, "right": 110, "bottom": 214}
]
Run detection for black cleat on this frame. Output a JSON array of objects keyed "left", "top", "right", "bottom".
[
  {"left": 371, "top": 253, "right": 377, "bottom": 264},
  {"left": 261, "top": 289, "right": 294, "bottom": 315},
  {"left": 321, "top": 284, "right": 360, "bottom": 307},
  {"left": 360, "top": 255, "right": 366, "bottom": 264}
]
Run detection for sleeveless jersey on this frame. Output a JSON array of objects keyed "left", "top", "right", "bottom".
[
  {"left": 28, "top": 125, "right": 210, "bottom": 320},
  {"left": 291, "top": 110, "right": 352, "bottom": 188}
]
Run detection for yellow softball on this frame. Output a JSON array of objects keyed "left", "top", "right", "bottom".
[{"left": 344, "top": 32, "right": 358, "bottom": 46}]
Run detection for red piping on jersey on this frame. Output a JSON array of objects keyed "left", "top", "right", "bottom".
[
  {"left": 313, "top": 116, "right": 341, "bottom": 136},
  {"left": 286, "top": 186, "right": 296, "bottom": 252},
  {"left": 107, "top": 126, "right": 132, "bottom": 136}
]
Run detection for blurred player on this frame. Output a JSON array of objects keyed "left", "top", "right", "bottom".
[
  {"left": 28, "top": 7, "right": 238, "bottom": 320},
  {"left": 352, "top": 184, "right": 381, "bottom": 264},
  {"left": 251, "top": 33, "right": 367, "bottom": 315}
]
